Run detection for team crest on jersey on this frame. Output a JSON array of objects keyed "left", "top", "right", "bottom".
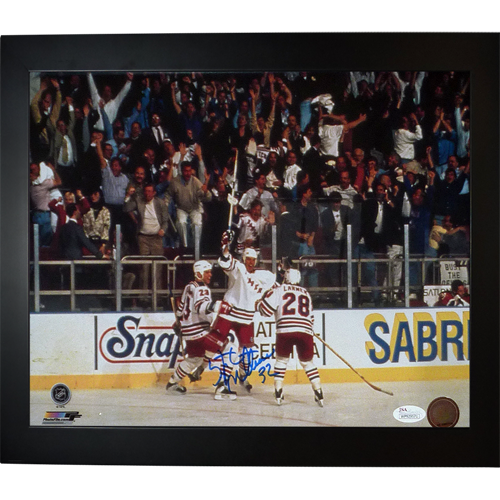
[{"left": 247, "top": 277, "right": 263, "bottom": 293}]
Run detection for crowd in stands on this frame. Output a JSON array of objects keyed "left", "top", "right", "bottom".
[{"left": 29, "top": 70, "right": 470, "bottom": 298}]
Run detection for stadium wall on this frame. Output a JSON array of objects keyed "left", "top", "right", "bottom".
[{"left": 30, "top": 308, "right": 469, "bottom": 390}]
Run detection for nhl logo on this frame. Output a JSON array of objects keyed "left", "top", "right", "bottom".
[{"left": 50, "top": 383, "right": 72, "bottom": 407}]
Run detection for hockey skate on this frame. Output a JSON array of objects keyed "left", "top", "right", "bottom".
[
  {"left": 214, "top": 382, "right": 237, "bottom": 401},
  {"left": 239, "top": 378, "right": 253, "bottom": 393},
  {"left": 166, "top": 382, "right": 187, "bottom": 395},
  {"left": 314, "top": 388, "right": 324, "bottom": 407},
  {"left": 187, "top": 366, "right": 204, "bottom": 383},
  {"left": 274, "top": 388, "right": 284, "bottom": 406}
]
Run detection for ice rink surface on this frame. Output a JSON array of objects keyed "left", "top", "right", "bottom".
[{"left": 31, "top": 379, "right": 468, "bottom": 427}]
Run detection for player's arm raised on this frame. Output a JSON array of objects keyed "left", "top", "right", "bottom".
[{"left": 219, "top": 230, "right": 235, "bottom": 267}]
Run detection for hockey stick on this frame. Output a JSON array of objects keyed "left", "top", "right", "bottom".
[
  {"left": 313, "top": 333, "right": 394, "bottom": 396},
  {"left": 168, "top": 283, "right": 184, "bottom": 357},
  {"left": 167, "top": 212, "right": 178, "bottom": 235},
  {"left": 226, "top": 149, "right": 239, "bottom": 232}
]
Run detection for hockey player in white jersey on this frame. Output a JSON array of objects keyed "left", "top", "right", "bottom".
[
  {"left": 212, "top": 230, "right": 276, "bottom": 397},
  {"left": 166, "top": 260, "right": 228, "bottom": 395},
  {"left": 257, "top": 268, "right": 324, "bottom": 407}
]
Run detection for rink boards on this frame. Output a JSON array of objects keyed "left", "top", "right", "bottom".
[{"left": 30, "top": 308, "right": 470, "bottom": 390}]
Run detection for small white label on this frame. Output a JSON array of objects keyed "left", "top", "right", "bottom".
[
  {"left": 393, "top": 405, "right": 426, "bottom": 423},
  {"left": 227, "top": 193, "right": 239, "bottom": 206}
]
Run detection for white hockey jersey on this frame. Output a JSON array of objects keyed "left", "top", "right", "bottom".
[
  {"left": 258, "top": 283, "right": 314, "bottom": 335},
  {"left": 218, "top": 254, "right": 276, "bottom": 324},
  {"left": 176, "top": 281, "right": 215, "bottom": 340},
  {"left": 236, "top": 213, "right": 269, "bottom": 256}
]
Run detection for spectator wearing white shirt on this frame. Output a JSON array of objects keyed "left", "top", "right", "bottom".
[
  {"left": 392, "top": 71, "right": 427, "bottom": 106},
  {"left": 393, "top": 113, "right": 423, "bottom": 163},
  {"left": 30, "top": 162, "right": 62, "bottom": 247},
  {"left": 262, "top": 151, "right": 283, "bottom": 193},
  {"left": 348, "top": 72, "right": 376, "bottom": 98},
  {"left": 160, "top": 139, "right": 183, "bottom": 179},
  {"left": 31, "top": 160, "right": 64, "bottom": 233},
  {"left": 282, "top": 150, "right": 302, "bottom": 193},
  {"left": 323, "top": 170, "right": 358, "bottom": 210},
  {"left": 123, "top": 183, "right": 169, "bottom": 293},
  {"left": 87, "top": 72, "right": 134, "bottom": 132},
  {"left": 51, "top": 97, "right": 78, "bottom": 191},
  {"left": 318, "top": 111, "right": 367, "bottom": 159}
]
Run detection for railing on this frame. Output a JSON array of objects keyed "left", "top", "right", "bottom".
[{"left": 30, "top": 224, "right": 469, "bottom": 313}]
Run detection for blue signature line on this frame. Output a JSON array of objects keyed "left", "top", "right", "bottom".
[{"left": 208, "top": 346, "right": 276, "bottom": 389}]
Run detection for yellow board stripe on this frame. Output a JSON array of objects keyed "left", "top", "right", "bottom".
[{"left": 30, "top": 365, "right": 469, "bottom": 391}]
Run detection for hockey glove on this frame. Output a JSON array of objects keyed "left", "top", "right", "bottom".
[
  {"left": 172, "top": 321, "right": 182, "bottom": 338},
  {"left": 221, "top": 230, "right": 234, "bottom": 247}
]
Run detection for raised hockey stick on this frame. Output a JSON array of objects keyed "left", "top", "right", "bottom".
[
  {"left": 313, "top": 334, "right": 394, "bottom": 396},
  {"left": 226, "top": 149, "right": 239, "bottom": 232}
]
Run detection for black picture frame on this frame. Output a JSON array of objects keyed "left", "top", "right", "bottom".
[{"left": 1, "top": 33, "right": 498, "bottom": 467}]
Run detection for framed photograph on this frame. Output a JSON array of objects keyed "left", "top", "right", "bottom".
[{"left": 1, "top": 33, "right": 498, "bottom": 466}]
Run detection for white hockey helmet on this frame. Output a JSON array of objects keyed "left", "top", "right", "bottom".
[
  {"left": 242, "top": 247, "right": 258, "bottom": 262},
  {"left": 284, "top": 268, "right": 301, "bottom": 285},
  {"left": 193, "top": 260, "right": 212, "bottom": 280}
]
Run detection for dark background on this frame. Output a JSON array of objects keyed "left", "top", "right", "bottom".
[{"left": 1, "top": 33, "right": 499, "bottom": 467}]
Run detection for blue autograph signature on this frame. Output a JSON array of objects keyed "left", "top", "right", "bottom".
[{"left": 208, "top": 346, "right": 275, "bottom": 389}]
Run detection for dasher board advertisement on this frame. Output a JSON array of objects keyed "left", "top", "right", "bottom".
[{"left": 30, "top": 308, "right": 469, "bottom": 428}]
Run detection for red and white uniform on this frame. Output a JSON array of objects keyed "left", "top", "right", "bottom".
[
  {"left": 176, "top": 280, "right": 228, "bottom": 357},
  {"left": 176, "top": 281, "right": 215, "bottom": 340},
  {"left": 235, "top": 213, "right": 269, "bottom": 256},
  {"left": 258, "top": 283, "right": 315, "bottom": 361},
  {"left": 258, "top": 283, "right": 314, "bottom": 335},
  {"left": 218, "top": 253, "right": 275, "bottom": 325}
]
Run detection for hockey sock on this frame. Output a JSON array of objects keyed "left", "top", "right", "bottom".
[
  {"left": 301, "top": 360, "right": 321, "bottom": 391},
  {"left": 170, "top": 365, "right": 188, "bottom": 383},
  {"left": 238, "top": 348, "right": 250, "bottom": 382},
  {"left": 220, "top": 363, "right": 233, "bottom": 388},
  {"left": 172, "top": 357, "right": 203, "bottom": 383},
  {"left": 273, "top": 356, "right": 288, "bottom": 391},
  {"left": 212, "top": 349, "right": 234, "bottom": 387},
  {"left": 201, "top": 353, "right": 213, "bottom": 370},
  {"left": 209, "top": 345, "right": 235, "bottom": 388}
]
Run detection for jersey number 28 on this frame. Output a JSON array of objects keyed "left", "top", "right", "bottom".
[{"left": 282, "top": 292, "right": 310, "bottom": 317}]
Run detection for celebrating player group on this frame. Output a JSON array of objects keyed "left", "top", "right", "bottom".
[{"left": 166, "top": 230, "right": 324, "bottom": 407}]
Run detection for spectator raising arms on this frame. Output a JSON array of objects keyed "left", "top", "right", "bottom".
[{"left": 28, "top": 69, "right": 470, "bottom": 304}]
